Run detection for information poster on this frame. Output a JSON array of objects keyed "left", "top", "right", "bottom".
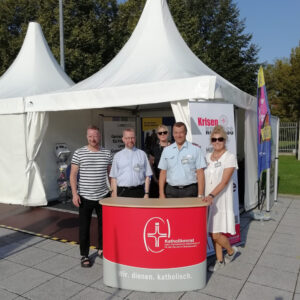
[
  {"left": 142, "top": 118, "right": 163, "bottom": 152},
  {"left": 189, "top": 102, "right": 241, "bottom": 255}
]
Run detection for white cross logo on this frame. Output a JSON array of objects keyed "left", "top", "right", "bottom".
[
  {"left": 143, "top": 217, "right": 171, "bottom": 253},
  {"left": 147, "top": 222, "right": 168, "bottom": 247}
]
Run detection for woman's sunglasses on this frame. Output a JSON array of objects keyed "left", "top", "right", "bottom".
[
  {"left": 211, "top": 137, "right": 225, "bottom": 142},
  {"left": 157, "top": 131, "right": 168, "bottom": 135}
]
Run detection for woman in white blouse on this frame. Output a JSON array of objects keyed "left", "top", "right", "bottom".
[{"left": 204, "top": 125, "right": 239, "bottom": 272}]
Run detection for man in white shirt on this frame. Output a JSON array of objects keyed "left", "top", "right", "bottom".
[{"left": 110, "top": 128, "right": 152, "bottom": 198}]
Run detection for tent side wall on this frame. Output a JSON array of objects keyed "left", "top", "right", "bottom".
[
  {"left": 244, "top": 110, "right": 258, "bottom": 210},
  {"left": 0, "top": 114, "right": 28, "bottom": 204},
  {"left": 37, "top": 110, "right": 93, "bottom": 200}
]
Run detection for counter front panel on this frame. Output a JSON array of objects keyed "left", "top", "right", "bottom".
[
  {"left": 103, "top": 206, "right": 206, "bottom": 268},
  {"left": 101, "top": 199, "right": 207, "bottom": 292}
]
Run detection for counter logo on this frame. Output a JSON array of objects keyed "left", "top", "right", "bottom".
[{"left": 143, "top": 217, "right": 170, "bottom": 253}]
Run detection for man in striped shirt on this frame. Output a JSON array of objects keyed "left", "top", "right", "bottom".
[{"left": 70, "top": 125, "right": 112, "bottom": 268}]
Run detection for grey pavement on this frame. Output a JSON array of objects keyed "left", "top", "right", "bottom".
[{"left": 0, "top": 195, "right": 299, "bottom": 300}]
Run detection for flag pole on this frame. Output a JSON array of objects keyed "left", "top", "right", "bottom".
[
  {"left": 253, "top": 66, "right": 272, "bottom": 221},
  {"left": 266, "top": 168, "right": 270, "bottom": 212},
  {"left": 59, "top": 0, "right": 65, "bottom": 71}
]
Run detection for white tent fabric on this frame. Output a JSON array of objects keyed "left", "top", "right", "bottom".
[
  {"left": 0, "top": 22, "right": 73, "bottom": 102},
  {"left": 244, "top": 110, "right": 259, "bottom": 210},
  {"left": 0, "top": 114, "right": 27, "bottom": 203},
  {"left": 9, "top": 1, "right": 257, "bottom": 209},
  {"left": 24, "top": 112, "right": 49, "bottom": 205},
  {"left": 72, "top": 0, "right": 220, "bottom": 88},
  {"left": 171, "top": 100, "right": 193, "bottom": 141},
  {"left": 0, "top": 22, "right": 74, "bottom": 206},
  {"left": 25, "top": 0, "right": 255, "bottom": 113}
]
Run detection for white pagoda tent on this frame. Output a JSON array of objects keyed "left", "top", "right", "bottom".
[
  {"left": 7, "top": 0, "right": 257, "bottom": 209},
  {"left": 0, "top": 22, "right": 74, "bottom": 206}
]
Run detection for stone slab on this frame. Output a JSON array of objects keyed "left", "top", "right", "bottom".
[
  {"left": 248, "top": 265, "right": 296, "bottom": 292},
  {"left": 237, "top": 282, "right": 293, "bottom": 300}
]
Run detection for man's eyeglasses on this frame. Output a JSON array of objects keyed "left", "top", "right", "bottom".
[
  {"left": 157, "top": 131, "right": 168, "bottom": 135},
  {"left": 211, "top": 137, "right": 225, "bottom": 142}
]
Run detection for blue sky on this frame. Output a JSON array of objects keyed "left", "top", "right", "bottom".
[{"left": 236, "top": 0, "right": 300, "bottom": 64}]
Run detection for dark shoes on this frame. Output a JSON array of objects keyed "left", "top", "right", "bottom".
[
  {"left": 81, "top": 250, "right": 102, "bottom": 267},
  {"left": 81, "top": 256, "right": 91, "bottom": 268}
]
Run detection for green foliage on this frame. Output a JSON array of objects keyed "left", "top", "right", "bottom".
[
  {"left": 0, "top": 0, "right": 118, "bottom": 82},
  {"left": 278, "top": 155, "right": 300, "bottom": 195},
  {"left": 62, "top": 0, "right": 119, "bottom": 82},
  {"left": 0, "top": 0, "right": 39, "bottom": 74},
  {"left": 0, "top": 0, "right": 258, "bottom": 89},
  {"left": 264, "top": 42, "right": 300, "bottom": 121}
]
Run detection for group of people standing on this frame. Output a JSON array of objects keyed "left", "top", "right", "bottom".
[{"left": 70, "top": 122, "right": 239, "bottom": 272}]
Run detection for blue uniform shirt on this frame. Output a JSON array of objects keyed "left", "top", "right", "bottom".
[
  {"left": 110, "top": 147, "right": 152, "bottom": 187},
  {"left": 158, "top": 141, "right": 206, "bottom": 186}
]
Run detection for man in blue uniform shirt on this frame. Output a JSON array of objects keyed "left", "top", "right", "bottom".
[
  {"left": 158, "top": 122, "right": 206, "bottom": 198},
  {"left": 110, "top": 128, "right": 152, "bottom": 198}
]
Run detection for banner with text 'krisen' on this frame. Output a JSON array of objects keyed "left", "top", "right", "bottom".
[{"left": 189, "top": 102, "right": 241, "bottom": 255}]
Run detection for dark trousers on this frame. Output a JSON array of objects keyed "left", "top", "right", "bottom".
[
  {"left": 165, "top": 183, "right": 197, "bottom": 198},
  {"left": 79, "top": 195, "right": 108, "bottom": 257},
  {"left": 149, "top": 180, "right": 159, "bottom": 198},
  {"left": 117, "top": 185, "right": 145, "bottom": 198}
]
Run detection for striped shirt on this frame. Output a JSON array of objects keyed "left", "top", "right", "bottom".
[{"left": 71, "top": 146, "right": 113, "bottom": 201}]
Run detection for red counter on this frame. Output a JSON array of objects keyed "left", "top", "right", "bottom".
[{"left": 100, "top": 197, "right": 208, "bottom": 292}]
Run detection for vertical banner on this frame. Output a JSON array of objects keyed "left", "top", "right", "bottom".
[
  {"left": 103, "top": 117, "right": 136, "bottom": 154},
  {"left": 189, "top": 102, "right": 240, "bottom": 255},
  {"left": 257, "top": 66, "right": 272, "bottom": 179}
]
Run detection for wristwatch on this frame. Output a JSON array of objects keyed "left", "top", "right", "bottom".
[
  {"left": 209, "top": 193, "right": 215, "bottom": 198},
  {"left": 197, "top": 194, "right": 204, "bottom": 198}
]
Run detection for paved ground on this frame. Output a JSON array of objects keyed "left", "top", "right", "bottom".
[
  {"left": 0, "top": 195, "right": 299, "bottom": 300},
  {"left": 0, "top": 201, "right": 99, "bottom": 247}
]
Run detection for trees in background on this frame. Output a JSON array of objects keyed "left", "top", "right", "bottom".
[
  {"left": 0, "top": 0, "right": 118, "bottom": 82},
  {"left": 45, "top": 0, "right": 119, "bottom": 82},
  {"left": 265, "top": 42, "right": 300, "bottom": 121},
  {"left": 0, "top": 0, "right": 259, "bottom": 93}
]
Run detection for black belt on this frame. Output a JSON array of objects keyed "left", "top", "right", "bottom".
[
  {"left": 118, "top": 185, "right": 143, "bottom": 190},
  {"left": 169, "top": 183, "right": 197, "bottom": 189}
]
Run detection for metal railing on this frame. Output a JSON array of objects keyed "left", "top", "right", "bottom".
[{"left": 279, "top": 122, "right": 298, "bottom": 153}]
